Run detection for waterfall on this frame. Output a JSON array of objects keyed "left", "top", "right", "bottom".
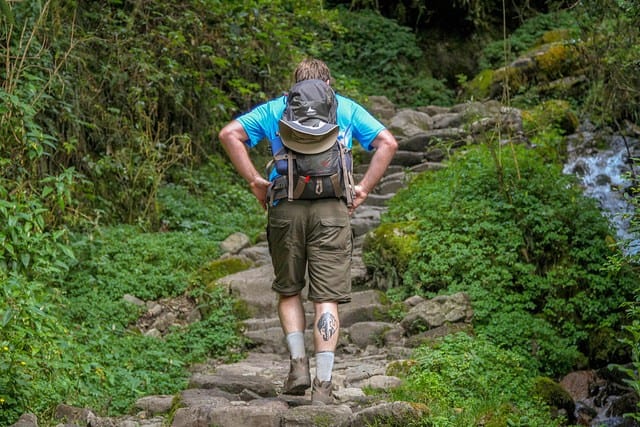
[{"left": 563, "top": 132, "right": 639, "bottom": 256}]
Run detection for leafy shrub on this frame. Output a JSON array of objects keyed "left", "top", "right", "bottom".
[
  {"left": 371, "top": 144, "right": 639, "bottom": 375},
  {"left": 50, "top": 328, "right": 189, "bottom": 417},
  {"left": 390, "top": 333, "right": 563, "bottom": 427},
  {"left": 3, "top": 279, "right": 234, "bottom": 422},
  {"left": 613, "top": 288, "right": 640, "bottom": 422},
  {"left": 2, "top": 0, "right": 345, "bottom": 226},
  {"left": 606, "top": 172, "right": 640, "bottom": 420}
]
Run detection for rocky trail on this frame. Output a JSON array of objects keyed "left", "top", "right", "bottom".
[{"left": 149, "top": 131, "right": 471, "bottom": 426}]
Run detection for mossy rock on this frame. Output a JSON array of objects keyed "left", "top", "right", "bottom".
[
  {"left": 362, "top": 221, "right": 420, "bottom": 289},
  {"left": 462, "top": 66, "right": 529, "bottom": 101},
  {"left": 532, "top": 376, "right": 575, "bottom": 417},
  {"left": 493, "top": 65, "right": 531, "bottom": 97},
  {"left": 535, "top": 43, "right": 576, "bottom": 79},
  {"left": 386, "top": 359, "right": 418, "bottom": 377},
  {"left": 195, "top": 257, "right": 253, "bottom": 318},
  {"left": 465, "top": 65, "right": 530, "bottom": 101},
  {"left": 197, "top": 256, "right": 253, "bottom": 285},
  {"left": 541, "top": 28, "right": 573, "bottom": 44},
  {"left": 464, "top": 69, "right": 495, "bottom": 100}
]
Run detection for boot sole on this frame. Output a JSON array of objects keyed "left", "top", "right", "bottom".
[{"left": 282, "top": 381, "right": 311, "bottom": 396}]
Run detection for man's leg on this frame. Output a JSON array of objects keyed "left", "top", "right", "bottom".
[
  {"left": 278, "top": 294, "right": 306, "bottom": 334},
  {"left": 267, "top": 201, "right": 311, "bottom": 395},
  {"left": 314, "top": 301, "right": 339, "bottom": 361},
  {"left": 312, "top": 301, "right": 339, "bottom": 404},
  {"left": 279, "top": 293, "right": 311, "bottom": 394},
  {"left": 305, "top": 199, "right": 351, "bottom": 404}
]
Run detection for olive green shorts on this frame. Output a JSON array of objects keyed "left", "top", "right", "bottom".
[{"left": 267, "top": 198, "right": 353, "bottom": 304}]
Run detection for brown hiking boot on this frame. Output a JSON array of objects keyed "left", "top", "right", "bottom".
[
  {"left": 311, "top": 377, "right": 335, "bottom": 405},
  {"left": 282, "top": 356, "right": 311, "bottom": 395}
]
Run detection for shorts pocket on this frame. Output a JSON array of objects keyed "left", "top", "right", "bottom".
[
  {"left": 317, "top": 216, "right": 350, "bottom": 250},
  {"left": 267, "top": 217, "right": 291, "bottom": 254}
]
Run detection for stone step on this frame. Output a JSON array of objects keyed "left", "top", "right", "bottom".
[{"left": 362, "top": 192, "right": 394, "bottom": 207}]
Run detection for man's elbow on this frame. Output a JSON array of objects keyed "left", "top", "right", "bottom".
[
  {"left": 380, "top": 130, "right": 399, "bottom": 154},
  {"left": 218, "top": 124, "right": 232, "bottom": 145}
]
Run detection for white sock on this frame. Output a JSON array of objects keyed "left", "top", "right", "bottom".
[
  {"left": 286, "top": 331, "right": 306, "bottom": 359},
  {"left": 315, "top": 351, "right": 334, "bottom": 382}
]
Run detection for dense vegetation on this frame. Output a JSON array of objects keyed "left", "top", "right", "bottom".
[
  {"left": 367, "top": 143, "right": 637, "bottom": 375},
  {"left": 1, "top": 0, "right": 639, "bottom": 425}
]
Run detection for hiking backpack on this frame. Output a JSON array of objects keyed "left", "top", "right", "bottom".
[{"left": 268, "top": 79, "right": 355, "bottom": 207}]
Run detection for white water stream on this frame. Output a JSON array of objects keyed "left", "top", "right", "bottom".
[{"left": 563, "top": 133, "right": 639, "bottom": 256}]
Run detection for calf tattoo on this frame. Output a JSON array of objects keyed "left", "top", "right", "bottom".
[{"left": 317, "top": 312, "right": 337, "bottom": 341}]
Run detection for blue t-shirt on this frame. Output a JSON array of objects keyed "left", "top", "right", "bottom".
[{"left": 236, "top": 93, "right": 385, "bottom": 156}]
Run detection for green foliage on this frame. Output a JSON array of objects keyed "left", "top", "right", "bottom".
[
  {"left": 166, "top": 284, "right": 247, "bottom": 364},
  {"left": 390, "top": 333, "right": 562, "bottom": 427},
  {"left": 605, "top": 172, "right": 640, "bottom": 420},
  {"left": 49, "top": 329, "right": 188, "bottom": 417},
  {"left": 523, "top": 100, "right": 578, "bottom": 135},
  {"left": 0, "top": 0, "right": 13, "bottom": 24},
  {"left": 0, "top": 0, "right": 95, "bottom": 237},
  {"left": 158, "top": 156, "right": 266, "bottom": 241},
  {"left": 0, "top": 0, "right": 84, "bottom": 228},
  {"left": 0, "top": 185, "right": 75, "bottom": 282},
  {"left": 318, "top": 9, "right": 454, "bottom": 107},
  {"left": 612, "top": 290, "right": 640, "bottom": 421},
  {"left": 371, "top": 144, "right": 639, "bottom": 375},
  {"left": 522, "top": 99, "right": 578, "bottom": 163},
  {"left": 575, "top": 0, "right": 640, "bottom": 126},
  {"left": 0, "top": 224, "right": 248, "bottom": 423},
  {"left": 66, "top": 226, "right": 222, "bottom": 305},
  {"left": 0, "top": 274, "right": 69, "bottom": 424},
  {"left": 2, "top": 0, "right": 343, "bottom": 226},
  {"left": 1, "top": 0, "right": 58, "bottom": 171}
]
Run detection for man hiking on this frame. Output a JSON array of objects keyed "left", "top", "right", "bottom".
[{"left": 218, "top": 58, "right": 397, "bottom": 404}]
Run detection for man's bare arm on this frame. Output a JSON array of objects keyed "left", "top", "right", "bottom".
[{"left": 351, "top": 129, "right": 398, "bottom": 215}]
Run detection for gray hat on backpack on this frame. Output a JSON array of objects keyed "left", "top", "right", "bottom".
[{"left": 278, "top": 79, "right": 339, "bottom": 155}]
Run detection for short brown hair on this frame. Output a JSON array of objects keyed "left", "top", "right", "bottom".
[{"left": 293, "top": 58, "right": 331, "bottom": 83}]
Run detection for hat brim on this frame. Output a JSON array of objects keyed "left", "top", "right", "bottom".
[{"left": 278, "top": 119, "right": 339, "bottom": 154}]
